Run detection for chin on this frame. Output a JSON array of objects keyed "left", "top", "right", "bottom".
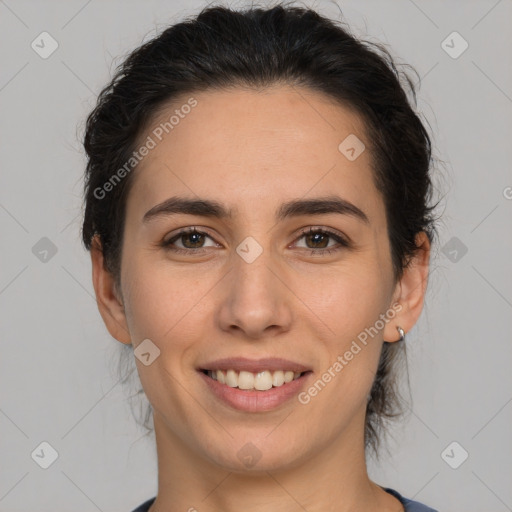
[{"left": 197, "top": 433, "right": 309, "bottom": 474}]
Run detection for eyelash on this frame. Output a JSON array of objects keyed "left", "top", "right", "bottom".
[{"left": 161, "top": 226, "right": 350, "bottom": 257}]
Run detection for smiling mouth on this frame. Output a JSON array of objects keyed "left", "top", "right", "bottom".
[{"left": 200, "top": 369, "right": 311, "bottom": 391}]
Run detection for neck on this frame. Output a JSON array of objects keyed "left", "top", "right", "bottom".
[{"left": 147, "top": 410, "right": 401, "bottom": 512}]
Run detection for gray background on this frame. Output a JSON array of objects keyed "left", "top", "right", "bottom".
[{"left": 1, "top": 0, "right": 511, "bottom": 511}]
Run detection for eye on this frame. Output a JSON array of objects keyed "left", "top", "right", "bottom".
[
  {"left": 294, "top": 227, "right": 350, "bottom": 256},
  {"left": 161, "top": 227, "right": 218, "bottom": 254},
  {"left": 161, "top": 226, "right": 350, "bottom": 257}
]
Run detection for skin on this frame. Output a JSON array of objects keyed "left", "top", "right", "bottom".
[{"left": 91, "top": 85, "right": 430, "bottom": 512}]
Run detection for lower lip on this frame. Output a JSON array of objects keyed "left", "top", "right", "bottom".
[{"left": 198, "top": 371, "right": 312, "bottom": 412}]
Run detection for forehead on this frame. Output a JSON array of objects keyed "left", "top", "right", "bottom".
[
  {"left": 127, "top": 85, "right": 381, "bottom": 221},
  {"left": 141, "top": 84, "right": 369, "bottom": 166}
]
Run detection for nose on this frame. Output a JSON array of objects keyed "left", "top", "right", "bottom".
[{"left": 216, "top": 249, "right": 293, "bottom": 340}]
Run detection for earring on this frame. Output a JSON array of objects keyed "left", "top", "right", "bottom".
[{"left": 396, "top": 326, "right": 405, "bottom": 342}]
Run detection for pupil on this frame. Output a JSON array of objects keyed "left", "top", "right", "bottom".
[
  {"left": 186, "top": 232, "right": 203, "bottom": 247},
  {"left": 309, "top": 233, "right": 327, "bottom": 248}
]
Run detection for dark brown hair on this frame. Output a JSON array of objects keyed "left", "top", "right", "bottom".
[{"left": 81, "top": 2, "right": 438, "bottom": 458}]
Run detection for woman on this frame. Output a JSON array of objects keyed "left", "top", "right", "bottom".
[{"left": 81, "top": 3, "right": 439, "bottom": 511}]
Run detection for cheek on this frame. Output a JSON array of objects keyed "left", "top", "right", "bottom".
[
  {"left": 121, "top": 255, "right": 215, "bottom": 364},
  {"left": 122, "top": 272, "right": 167, "bottom": 341},
  {"left": 308, "top": 262, "right": 391, "bottom": 337},
  {"left": 302, "top": 258, "right": 392, "bottom": 395},
  {"left": 120, "top": 260, "right": 208, "bottom": 418},
  {"left": 297, "top": 269, "right": 389, "bottom": 422}
]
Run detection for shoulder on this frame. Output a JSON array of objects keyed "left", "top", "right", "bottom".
[
  {"left": 384, "top": 487, "right": 439, "bottom": 512},
  {"left": 130, "top": 497, "right": 156, "bottom": 512}
]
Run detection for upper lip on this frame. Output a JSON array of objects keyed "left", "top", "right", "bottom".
[{"left": 199, "top": 357, "right": 311, "bottom": 373}]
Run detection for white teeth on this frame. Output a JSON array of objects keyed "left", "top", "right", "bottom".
[
  {"left": 207, "top": 369, "right": 304, "bottom": 390},
  {"left": 254, "top": 371, "right": 273, "bottom": 391},
  {"left": 284, "top": 371, "right": 294, "bottom": 383},
  {"left": 225, "top": 369, "right": 238, "bottom": 388},
  {"left": 272, "top": 370, "right": 285, "bottom": 387},
  {"left": 238, "top": 371, "right": 254, "bottom": 390}
]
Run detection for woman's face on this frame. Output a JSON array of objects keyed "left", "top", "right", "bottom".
[{"left": 97, "top": 85, "right": 423, "bottom": 472}]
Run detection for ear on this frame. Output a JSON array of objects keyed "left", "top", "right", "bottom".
[
  {"left": 90, "top": 235, "right": 132, "bottom": 345},
  {"left": 383, "top": 231, "right": 431, "bottom": 343}
]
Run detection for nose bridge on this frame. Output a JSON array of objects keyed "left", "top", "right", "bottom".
[
  {"left": 217, "top": 238, "right": 291, "bottom": 337},
  {"left": 232, "top": 239, "right": 280, "bottom": 308}
]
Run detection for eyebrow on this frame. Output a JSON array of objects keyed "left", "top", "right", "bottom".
[{"left": 142, "top": 195, "right": 369, "bottom": 225}]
